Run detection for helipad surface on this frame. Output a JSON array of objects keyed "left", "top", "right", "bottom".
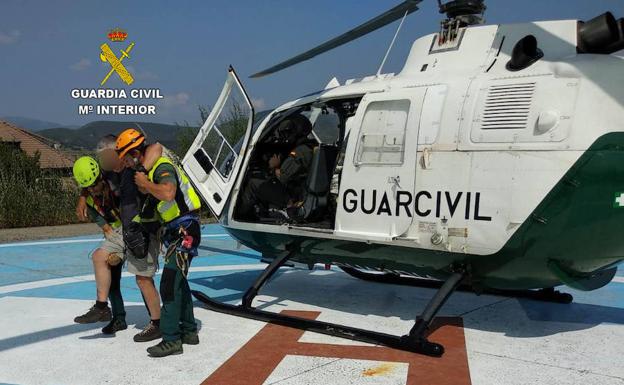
[{"left": 0, "top": 224, "right": 623, "bottom": 385}]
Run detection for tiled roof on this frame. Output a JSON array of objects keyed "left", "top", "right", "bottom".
[{"left": 0, "top": 120, "right": 74, "bottom": 169}]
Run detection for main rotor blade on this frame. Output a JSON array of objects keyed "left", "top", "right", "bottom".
[{"left": 250, "top": 0, "right": 423, "bottom": 78}]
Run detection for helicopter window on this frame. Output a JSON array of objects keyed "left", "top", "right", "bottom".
[
  {"left": 200, "top": 86, "right": 252, "bottom": 179},
  {"left": 356, "top": 99, "right": 410, "bottom": 165},
  {"left": 303, "top": 105, "right": 341, "bottom": 144}
]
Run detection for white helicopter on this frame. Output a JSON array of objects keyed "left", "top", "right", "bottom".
[{"left": 180, "top": 0, "right": 624, "bottom": 356}]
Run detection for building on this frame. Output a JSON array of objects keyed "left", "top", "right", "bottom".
[{"left": 0, "top": 120, "right": 74, "bottom": 171}]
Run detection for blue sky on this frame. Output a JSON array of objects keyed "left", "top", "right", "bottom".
[{"left": 0, "top": 0, "right": 620, "bottom": 126}]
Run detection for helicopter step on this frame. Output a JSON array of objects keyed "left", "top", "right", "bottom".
[
  {"left": 191, "top": 250, "right": 467, "bottom": 357},
  {"left": 339, "top": 266, "right": 574, "bottom": 304}
]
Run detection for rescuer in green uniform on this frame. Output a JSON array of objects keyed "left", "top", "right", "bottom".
[{"left": 116, "top": 128, "right": 202, "bottom": 357}]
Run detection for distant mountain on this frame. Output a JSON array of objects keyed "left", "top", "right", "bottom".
[
  {"left": 1, "top": 116, "right": 77, "bottom": 131},
  {"left": 39, "top": 121, "right": 193, "bottom": 151}
]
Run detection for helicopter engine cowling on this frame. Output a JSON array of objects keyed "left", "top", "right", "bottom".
[{"left": 578, "top": 12, "right": 624, "bottom": 54}]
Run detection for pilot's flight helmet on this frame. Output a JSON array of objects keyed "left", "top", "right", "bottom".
[{"left": 276, "top": 114, "right": 312, "bottom": 145}]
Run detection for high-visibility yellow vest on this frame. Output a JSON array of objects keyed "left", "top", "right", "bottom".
[
  {"left": 86, "top": 195, "right": 122, "bottom": 229},
  {"left": 147, "top": 157, "right": 201, "bottom": 223}
]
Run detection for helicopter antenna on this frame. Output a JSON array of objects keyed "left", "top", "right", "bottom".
[
  {"left": 134, "top": 122, "right": 147, "bottom": 137},
  {"left": 376, "top": 9, "right": 409, "bottom": 77}
]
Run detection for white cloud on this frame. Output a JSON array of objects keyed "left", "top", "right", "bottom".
[
  {"left": 162, "top": 92, "right": 191, "bottom": 107},
  {"left": 0, "top": 30, "right": 20, "bottom": 45},
  {"left": 251, "top": 98, "right": 266, "bottom": 110},
  {"left": 70, "top": 58, "right": 92, "bottom": 71}
]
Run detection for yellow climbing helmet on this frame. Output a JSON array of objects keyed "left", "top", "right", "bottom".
[{"left": 73, "top": 156, "right": 100, "bottom": 188}]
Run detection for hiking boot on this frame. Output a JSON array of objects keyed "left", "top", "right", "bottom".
[
  {"left": 74, "top": 305, "right": 112, "bottom": 324},
  {"left": 181, "top": 331, "right": 199, "bottom": 345},
  {"left": 102, "top": 317, "right": 128, "bottom": 335},
  {"left": 147, "top": 339, "right": 183, "bottom": 357},
  {"left": 133, "top": 321, "right": 162, "bottom": 342}
]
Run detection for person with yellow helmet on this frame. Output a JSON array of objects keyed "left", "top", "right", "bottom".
[
  {"left": 74, "top": 134, "right": 164, "bottom": 338},
  {"left": 72, "top": 155, "right": 128, "bottom": 331},
  {"left": 116, "top": 128, "right": 202, "bottom": 357}
]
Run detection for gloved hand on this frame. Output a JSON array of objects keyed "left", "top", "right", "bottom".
[{"left": 124, "top": 222, "right": 148, "bottom": 259}]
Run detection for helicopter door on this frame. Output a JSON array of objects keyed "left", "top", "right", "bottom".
[
  {"left": 181, "top": 66, "right": 254, "bottom": 218},
  {"left": 335, "top": 88, "right": 426, "bottom": 239}
]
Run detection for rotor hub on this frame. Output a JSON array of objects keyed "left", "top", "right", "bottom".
[{"left": 438, "top": 0, "right": 486, "bottom": 26}]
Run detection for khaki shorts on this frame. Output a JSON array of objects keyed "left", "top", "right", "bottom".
[
  {"left": 99, "top": 227, "right": 125, "bottom": 258},
  {"left": 125, "top": 233, "right": 160, "bottom": 277}
]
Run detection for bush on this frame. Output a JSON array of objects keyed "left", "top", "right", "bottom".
[{"left": 0, "top": 144, "right": 77, "bottom": 228}]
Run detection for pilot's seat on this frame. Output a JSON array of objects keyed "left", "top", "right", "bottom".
[{"left": 294, "top": 143, "right": 339, "bottom": 221}]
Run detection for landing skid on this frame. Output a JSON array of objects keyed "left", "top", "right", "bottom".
[
  {"left": 191, "top": 252, "right": 466, "bottom": 357},
  {"left": 339, "top": 266, "right": 573, "bottom": 304}
]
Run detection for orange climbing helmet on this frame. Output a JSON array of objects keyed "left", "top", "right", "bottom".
[{"left": 116, "top": 128, "right": 145, "bottom": 159}]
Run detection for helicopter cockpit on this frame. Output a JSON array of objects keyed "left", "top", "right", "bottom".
[{"left": 233, "top": 98, "right": 360, "bottom": 228}]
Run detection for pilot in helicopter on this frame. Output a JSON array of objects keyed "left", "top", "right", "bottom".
[{"left": 238, "top": 114, "right": 316, "bottom": 219}]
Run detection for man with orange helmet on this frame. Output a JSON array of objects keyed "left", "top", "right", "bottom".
[
  {"left": 117, "top": 127, "right": 202, "bottom": 357},
  {"left": 113, "top": 128, "right": 166, "bottom": 343}
]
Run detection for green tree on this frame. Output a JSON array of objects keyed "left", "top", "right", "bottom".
[{"left": 0, "top": 144, "right": 76, "bottom": 228}]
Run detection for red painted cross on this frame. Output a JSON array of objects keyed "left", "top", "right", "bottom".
[{"left": 202, "top": 310, "right": 472, "bottom": 385}]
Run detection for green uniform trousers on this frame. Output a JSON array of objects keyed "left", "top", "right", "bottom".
[
  {"left": 109, "top": 263, "right": 126, "bottom": 319},
  {"left": 160, "top": 255, "right": 196, "bottom": 341}
]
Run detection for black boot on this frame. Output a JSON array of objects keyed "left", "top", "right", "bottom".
[
  {"left": 74, "top": 304, "right": 112, "bottom": 324},
  {"left": 102, "top": 317, "right": 128, "bottom": 335},
  {"left": 181, "top": 331, "right": 199, "bottom": 345},
  {"left": 133, "top": 320, "right": 162, "bottom": 342},
  {"left": 147, "top": 339, "right": 183, "bottom": 357}
]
